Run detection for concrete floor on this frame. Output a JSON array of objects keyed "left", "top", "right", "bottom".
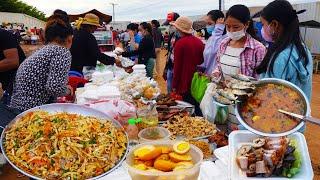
[{"left": 1, "top": 48, "right": 319, "bottom": 179}]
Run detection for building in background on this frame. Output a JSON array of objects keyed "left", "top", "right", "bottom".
[{"left": 0, "top": 12, "right": 45, "bottom": 28}]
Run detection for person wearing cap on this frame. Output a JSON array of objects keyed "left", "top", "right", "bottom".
[
  {"left": 163, "top": 12, "right": 180, "bottom": 93},
  {"left": 256, "top": 0, "right": 312, "bottom": 101},
  {"left": 171, "top": 16, "right": 204, "bottom": 116},
  {"left": 70, "top": 13, "right": 117, "bottom": 73}
]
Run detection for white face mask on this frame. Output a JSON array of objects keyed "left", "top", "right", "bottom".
[
  {"left": 227, "top": 29, "right": 246, "bottom": 41},
  {"left": 169, "top": 25, "right": 176, "bottom": 34}
]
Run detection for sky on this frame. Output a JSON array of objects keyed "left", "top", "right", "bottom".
[{"left": 20, "top": 0, "right": 319, "bottom": 22}]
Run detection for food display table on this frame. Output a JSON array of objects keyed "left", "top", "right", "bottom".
[{"left": 0, "top": 63, "right": 316, "bottom": 180}]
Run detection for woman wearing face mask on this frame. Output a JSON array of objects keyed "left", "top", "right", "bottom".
[
  {"left": 201, "top": 10, "right": 226, "bottom": 75},
  {"left": 256, "top": 0, "right": 312, "bottom": 100},
  {"left": 122, "top": 22, "right": 156, "bottom": 77},
  {"left": 212, "top": 5, "right": 266, "bottom": 130},
  {"left": 212, "top": 5, "right": 266, "bottom": 79},
  {"left": 9, "top": 15, "right": 74, "bottom": 112}
]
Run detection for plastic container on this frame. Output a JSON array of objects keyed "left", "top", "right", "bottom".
[
  {"left": 138, "top": 127, "right": 171, "bottom": 143},
  {"left": 136, "top": 108, "right": 158, "bottom": 130},
  {"left": 125, "top": 141, "right": 203, "bottom": 180},
  {"left": 228, "top": 130, "right": 314, "bottom": 180}
]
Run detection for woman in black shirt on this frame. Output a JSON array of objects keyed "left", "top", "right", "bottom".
[
  {"left": 70, "top": 13, "right": 117, "bottom": 73},
  {"left": 122, "top": 22, "right": 156, "bottom": 77}
]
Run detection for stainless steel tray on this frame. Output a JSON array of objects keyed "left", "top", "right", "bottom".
[
  {"left": 0, "top": 103, "right": 129, "bottom": 180},
  {"left": 235, "top": 78, "right": 311, "bottom": 137}
]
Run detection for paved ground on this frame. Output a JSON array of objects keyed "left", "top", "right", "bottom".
[{"left": 1, "top": 47, "right": 319, "bottom": 179}]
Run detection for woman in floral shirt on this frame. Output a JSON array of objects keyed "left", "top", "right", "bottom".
[{"left": 10, "top": 15, "right": 74, "bottom": 112}]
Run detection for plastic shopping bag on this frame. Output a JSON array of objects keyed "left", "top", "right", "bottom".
[
  {"left": 200, "top": 83, "right": 228, "bottom": 124},
  {"left": 200, "top": 83, "right": 217, "bottom": 123},
  {"left": 191, "top": 72, "right": 210, "bottom": 103},
  {"left": 88, "top": 100, "right": 137, "bottom": 126}
]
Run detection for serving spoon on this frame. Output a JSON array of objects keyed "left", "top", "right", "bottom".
[{"left": 278, "top": 109, "right": 320, "bottom": 126}]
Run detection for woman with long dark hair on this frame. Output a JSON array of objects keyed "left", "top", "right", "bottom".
[
  {"left": 211, "top": 5, "right": 266, "bottom": 129},
  {"left": 256, "top": 0, "right": 313, "bottom": 100},
  {"left": 122, "top": 22, "right": 156, "bottom": 77},
  {"left": 212, "top": 5, "right": 266, "bottom": 79}
]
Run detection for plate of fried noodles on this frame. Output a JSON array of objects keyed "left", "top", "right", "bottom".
[{"left": 1, "top": 103, "right": 128, "bottom": 180}]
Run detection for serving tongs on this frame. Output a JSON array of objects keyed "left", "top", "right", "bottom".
[{"left": 278, "top": 109, "right": 320, "bottom": 126}]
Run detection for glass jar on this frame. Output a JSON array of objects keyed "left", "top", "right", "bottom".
[{"left": 137, "top": 108, "right": 158, "bottom": 130}]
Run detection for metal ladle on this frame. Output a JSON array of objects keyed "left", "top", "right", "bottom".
[{"left": 278, "top": 109, "right": 320, "bottom": 126}]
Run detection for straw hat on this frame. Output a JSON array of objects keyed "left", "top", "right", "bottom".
[
  {"left": 75, "top": 13, "right": 102, "bottom": 29},
  {"left": 170, "top": 16, "right": 193, "bottom": 34}
]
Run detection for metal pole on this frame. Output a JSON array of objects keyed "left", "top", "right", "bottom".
[
  {"left": 110, "top": 3, "right": 118, "bottom": 25},
  {"left": 304, "top": 27, "right": 307, "bottom": 41},
  {"left": 219, "top": 0, "right": 225, "bottom": 11}
]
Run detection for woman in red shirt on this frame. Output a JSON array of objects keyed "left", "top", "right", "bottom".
[{"left": 171, "top": 16, "right": 204, "bottom": 115}]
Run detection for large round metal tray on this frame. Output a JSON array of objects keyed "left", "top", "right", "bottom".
[
  {"left": 0, "top": 103, "right": 129, "bottom": 180},
  {"left": 235, "top": 78, "right": 311, "bottom": 137}
]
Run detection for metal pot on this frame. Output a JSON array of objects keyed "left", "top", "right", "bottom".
[
  {"left": 235, "top": 78, "right": 311, "bottom": 137},
  {"left": 0, "top": 103, "right": 129, "bottom": 180}
]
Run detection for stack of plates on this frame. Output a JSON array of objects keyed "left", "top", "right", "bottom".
[{"left": 132, "top": 64, "right": 146, "bottom": 75}]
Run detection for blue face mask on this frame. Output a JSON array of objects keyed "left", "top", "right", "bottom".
[
  {"left": 175, "top": 31, "right": 181, "bottom": 38},
  {"left": 206, "top": 25, "right": 215, "bottom": 35}
]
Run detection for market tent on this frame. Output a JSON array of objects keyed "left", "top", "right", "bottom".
[
  {"left": 68, "top": 9, "right": 112, "bottom": 24},
  {"left": 299, "top": 20, "right": 320, "bottom": 54},
  {"left": 300, "top": 20, "right": 320, "bottom": 29},
  {"left": 193, "top": 20, "right": 206, "bottom": 31}
]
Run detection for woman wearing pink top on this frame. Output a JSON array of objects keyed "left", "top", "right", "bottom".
[
  {"left": 212, "top": 5, "right": 266, "bottom": 79},
  {"left": 212, "top": 5, "right": 266, "bottom": 131}
]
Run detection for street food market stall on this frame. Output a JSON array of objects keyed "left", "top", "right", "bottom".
[{"left": 0, "top": 57, "right": 318, "bottom": 179}]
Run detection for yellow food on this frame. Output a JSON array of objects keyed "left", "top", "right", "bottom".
[
  {"left": 162, "top": 115, "right": 217, "bottom": 139},
  {"left": 134, "top": 146, "right": 162, "bottom": 161},
  {"left": 3, "top": 111, "right": 127, "bottom": 180},
  {"left": 132, "top": 144, "right": 195, "bottom": 173},
  {"left": 173, "top": 141, "right": 190, "bottom": 154},
  {"left": 144, "top": 87, "right": 155, "bottom": 99},
  {"left": 154, "top": 159, "right": 176, "bottom": 172},
  {"left": 176, "top": 161, "right": 194, "bottom": 167},
  {"left": 133, "top": 164, "right": 147, "bottom": 170},
  {"left": 173, "top": 161, "right": 194, "bottom": 171},
  {"left": 252, "top": 116, "right": 260, "bottom": 122},
  {"left": 159, "top": 146, "right": 171, "bottom": 154},
  {"left": 189, "top": 140, "right": 212, "bottom": 159},
  {"left": 143, "top": 159, "right": 155, "bottom": 167},
  {"left": 134, "top": 145, "right": 155, "bottom": 157},
  {"left": 156, "top": 154, "right": 170, "bottom": 161},
  {"left": 169, "top": 152, "right": 192, "bottom": 163}
]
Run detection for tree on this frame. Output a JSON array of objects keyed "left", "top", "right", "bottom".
[{"left": 0, "top": 0, "right": 46, "bottom": 21}]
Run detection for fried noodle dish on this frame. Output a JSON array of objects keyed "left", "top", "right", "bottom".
[{"left": 3, "top": 111, "right": 127, "bottom": 180}]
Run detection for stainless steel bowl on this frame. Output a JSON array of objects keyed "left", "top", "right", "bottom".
[
  {"left": 235, "top": 78, "right": 311, "bottom": 137},
  {"left": 0, "top": 103, "right": 129, "bottom": 180}
]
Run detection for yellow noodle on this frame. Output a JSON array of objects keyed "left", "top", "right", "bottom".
[{"left": 4, "top": 111, "right": 127, "bottom": 180}]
